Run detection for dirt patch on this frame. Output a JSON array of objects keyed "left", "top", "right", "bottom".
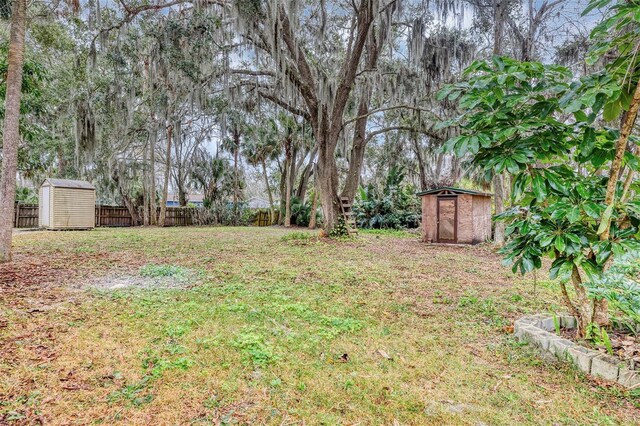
[{"left": 77, "top": 273, "right": 198, "bottom": 291}]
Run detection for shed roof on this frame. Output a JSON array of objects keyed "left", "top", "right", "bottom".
[
  {"left": 42, "top": 178, "right": 95, "bottom": 190},
  {"left": 416, "top": 186, "right": 492, "bottom": 197}
]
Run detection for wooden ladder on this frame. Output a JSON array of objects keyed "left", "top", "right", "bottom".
[{"left": 340, "top": 197, "right": 358, "bottom": 235}]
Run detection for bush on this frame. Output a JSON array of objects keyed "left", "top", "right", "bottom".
[
  {"left": 587, "top": 252, "right": 640, "bottom": 335},
  {"left": 354, "top": 166, "right": 420, "bottom": 230},
  {"left": 16, "top": 186, "right": 37, "bottom": 203}
]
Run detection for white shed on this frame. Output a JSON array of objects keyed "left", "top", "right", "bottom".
[{"left": 39, "top": 179, "right": 95, "bottom": 230}]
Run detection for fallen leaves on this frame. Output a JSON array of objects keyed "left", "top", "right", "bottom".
[{"left": 376, "top": 348, "right": 393, "bottom": 360}]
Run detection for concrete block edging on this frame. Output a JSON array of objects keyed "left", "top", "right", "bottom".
[{"left": 513, "top": 314, "right": 640, "bottom": 389}]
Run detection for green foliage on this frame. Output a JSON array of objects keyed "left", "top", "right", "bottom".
[
  {"left": 587, "top": 252, "right": 640, "bottom": 334},
  {"left": 583, "top": 0, "right": 640, "bottom": 123},
  {"left": 354, "top": 166, "right": 420, "bottom": 230},
  {"left": 140, "top": 264, "right": 190, "bottom": 280},
  {"left": 290, "top": 196, "right": 318, "bottom": 227},
  {"left": 15, "top": 187, "right": 37, "bottom": 203},
  {"left": 585, "top": 323, "right": 614, "bottom": 355},
  {"left": 328, "top": 217, "right": 350, "bottom": 238},
  {"left": 232, "top": 332, "right": 278, "bottom": 366},
  {"left": 439, "top": 56, "right": 640, "bottom": 282},
  {"left": 280, "top": 231, "right": 311, "bottom": 242}
]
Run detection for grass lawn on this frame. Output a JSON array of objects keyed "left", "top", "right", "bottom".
[{"left": 1, "top": 227, "right": 638, "bottom": 425}]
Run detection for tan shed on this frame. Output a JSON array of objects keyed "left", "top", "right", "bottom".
[
  {"left": 39, "top": 179, "right": 95, "bottom": 230},
  {"left": 418, "top": 187, "right": 492, "bottom": 244}
]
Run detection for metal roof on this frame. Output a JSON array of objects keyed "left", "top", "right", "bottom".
[
  {"left": 42, "top": 178, "right": 95, "bottom": 190},
  {"left": 416, "top": 186, "right": 492, "bottom": 197}
]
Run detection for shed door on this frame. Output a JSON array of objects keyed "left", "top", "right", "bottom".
[
  {"left": 40, "top": 186, "right": 50, "bottom": 227},
  {"left": 437, "top": 197, "right": 457, "bottom": 243}
]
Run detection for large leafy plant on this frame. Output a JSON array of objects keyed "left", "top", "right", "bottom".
[
  {"left": 354, "top": 166, "right": 420, "bottom": 230},
  {"left": 438, "top": 55, "right": 640, "bottom": 335}
]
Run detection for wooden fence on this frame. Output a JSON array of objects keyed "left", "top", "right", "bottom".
[
  {"left": 161, "top": 207, "right": 195, "bottom": 227},
  {"left": 13, "top": 203, "right": 39, "bottom": 228},
  {"left": 13, "top": 203, "right": 196, "bottom": 228},
  {"left": 253, "top": 209, "right": 278, "bottom": 227},
  {"left": 96, "top": 205, "right": 134, "bottom": 227}
]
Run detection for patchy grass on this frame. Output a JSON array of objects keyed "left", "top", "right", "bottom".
[{"left": 0, "top": 227, "right": 638, "bottom": 425}]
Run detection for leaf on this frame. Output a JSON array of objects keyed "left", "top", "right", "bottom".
[
  {"left": 521, "top": 256, "right": 535, "bottom": 273},
  {"left": 597, "top": 204, "right": 614, "bottom": 235},
  {"left": 603, "top": 101, "right": 622, "bottom": 122},
  {"left": 376, "top": 349, "right": 392, "bottom": 360},
  {"left": 554, "top": 235, "right": 566, "bottom": 253},
  {"left": 582, "top": 127, "right": 596, "bottom": 156},
  {"left": 582, "top": 0, "right": 613, "bottom": 16},
  {"left": 545, "top": 171, "right": 568, "bottom": 194},
  {"left": 532, "top": 173, "right": 547, "bottom": 202},
  {"left": 566, "top": 207, "right": 581, "bottom": 223},
  {"left": 574, "top": 110, "right": 588, "bottom": 122},
  {"left": 583, "top": 202, "right": 602, "bottom": 219},
  {"left": 539, "top": 234, "right": 555, "bottom": 248},
  {"left": 549, "top": 258, "right": 573, "bottom": 281}
]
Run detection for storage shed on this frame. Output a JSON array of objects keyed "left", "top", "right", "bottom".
[
  {"left": 418, "top": 187, "right": 492, "bottom": 244},
  {"left": 39, "top": 179, "right": 95, "bottom": 230}
]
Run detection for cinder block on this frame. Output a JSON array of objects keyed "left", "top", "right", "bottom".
[
  {"left": 538, "top": 317, "right": 555, "bottom": 332},
  {"left": 567, "top": 346, "right": 598, "bottom": 372},
  {"left": 548, "top": 338, "right": 575, "bottom": 359},
  {"left": 534, "top": 330, "right": 555, "bottom": 350},
  {"left": 618, "top": 367, "right": 640, "bottom": 389},
  {"left": 515, "top": 324, "right": 534, "bottom": 340},
  {"left": 559, "top": 315, "right": 577, "bottom": 329},
  {"left": 519, "top": 326, "right": 542, "bottom": 345},
  {"left": 514, "top": 318, "right": 535, "bottom": 334},
  {"left": 590, "top": 354, "right": 620, "bottom": 381},
  {"left": 528, "top": 314, "right": 547, "bottom": 327}
]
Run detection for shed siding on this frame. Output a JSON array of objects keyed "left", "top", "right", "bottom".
[
  {"left": 39, "top": 185, "right": 51, "bottom": 227},
  {"left": 456, "top": 194, "right": 474, "bottom": 244},
  {"left": 51, "top": 188, "right": 95, "bottom": 229},
  {"left": 421, "top": 195, "right": 437, "bottom": 242},
  {"left": 472, "top": 195, "right": 492, "bottom": 243}
]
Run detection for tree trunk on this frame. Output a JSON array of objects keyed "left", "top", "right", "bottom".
[
  {"left": 233, "top": 130, "right": 240, "bottom": 226},
  {"left": 341, "top": 96, "right": 369, "bottom": 202},
  {"left": 491, "top": 0, "right": 507, "bottom": 246},
  {"left": 142, "top": 59, "right": 151, "bottom": 226},
  {"left": 296, "top": 147, "right": 317, "bottom": 202},
  {"left": 149, "top": 120, "right": 158, "bottom": 225},
  {"left": 316, "top": 133, "right": 342, "bottom": 232},
  {"left": 278, "top": 158, "right": 287, "bottom": 225},
  {"left": 158, "top": 124, "right": 173, "bottom": 227},
  {"left": 0, "top": 0, "right": 26, "bottom": 263},
  {"left": 143, "top": 137, "right": 150, "bottom": 226},
  {"left": 308, "top": 184, "right": 318, "bottom": 229},
  {"left": 262, "top": 158, "right": 275, "bottom": 224},
  {"left": 284, "top": 138, "right": 293, "bottom": 227},
  {"left": 113, "top": 165, "right": 142, "bottom": 226},
  {"left": 601, "top": 79, "right": 640, "bottom": 240},
  {"left": 412, "top": 133, "right": 428, "bottom": 190},
  {"left": 493, "top": 174, "right": 506, "bottom": 245}
]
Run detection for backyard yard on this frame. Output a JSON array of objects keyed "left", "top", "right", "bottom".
[{"left": 0, "top": 227, "right": 638, "bottom": 425}]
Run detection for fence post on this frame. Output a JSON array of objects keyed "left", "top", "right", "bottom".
[{"left": 14, "top": 202, "right": 19, "bottom": 228}]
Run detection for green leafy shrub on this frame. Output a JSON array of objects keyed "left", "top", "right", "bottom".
[
  {"left": 328, "top": 217, "right": 350, "bottom": 238},
  {"left": 15, "top": 187, "right": 37, "bottom": 203},
  {"left": 438, "top": 50, "right": 640, "bottom": 335},
  {"left": 354, "top": 166, "right": 420, "bottom": 230},
  {"left": 290, "top": 196, "right": 315, "bottom": 227},
  {"left": 587, "top": 252, "right": 640, "bottom": 335}
]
